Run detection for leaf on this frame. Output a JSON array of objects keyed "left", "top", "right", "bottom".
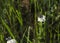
[
  {"left": 16, "top": 10, "right": 23, "bottom": 26},
  {"left": 1, "top": 18, "right": 15, "bottom": 39}
]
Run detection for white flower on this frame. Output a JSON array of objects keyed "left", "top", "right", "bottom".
[
  {"left": 7, "top": 39, "right": 16, "bottom": 43},
  {"left": 38, "top": 15, "right": 46, "bottom": 22}
]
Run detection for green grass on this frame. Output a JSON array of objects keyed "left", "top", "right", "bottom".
[{"left": 0, "top": 0, "right": 60, "bottom": 43}]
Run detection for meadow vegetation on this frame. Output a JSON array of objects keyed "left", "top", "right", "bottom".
[{"left": 0, "top": 0, "right": 60, "bottom": 43}]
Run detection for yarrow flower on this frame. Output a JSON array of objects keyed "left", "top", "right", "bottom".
[
  {"left": 6, "top": 37, "right": 16, "bottom": 43},
  {"left": 38, "top": 15, "right": 46, "bottom": 22},
  {"left": 7, "top": 39, "right": 16, "bottom": 43}
]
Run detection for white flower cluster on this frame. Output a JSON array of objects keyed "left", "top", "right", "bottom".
[
  {"left": 38, "top": 15, "right": 46, "bottom": 22},
  {"left": 7, "top": 39, "right": 16, "bottom": 43}
]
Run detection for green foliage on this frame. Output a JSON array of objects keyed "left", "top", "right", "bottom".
[
  {"left": 0, "top": 0, "right": 60, "bottom": 43},
  {"left": 1, "top": 18, "right": 15, "bottom": 39}
]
